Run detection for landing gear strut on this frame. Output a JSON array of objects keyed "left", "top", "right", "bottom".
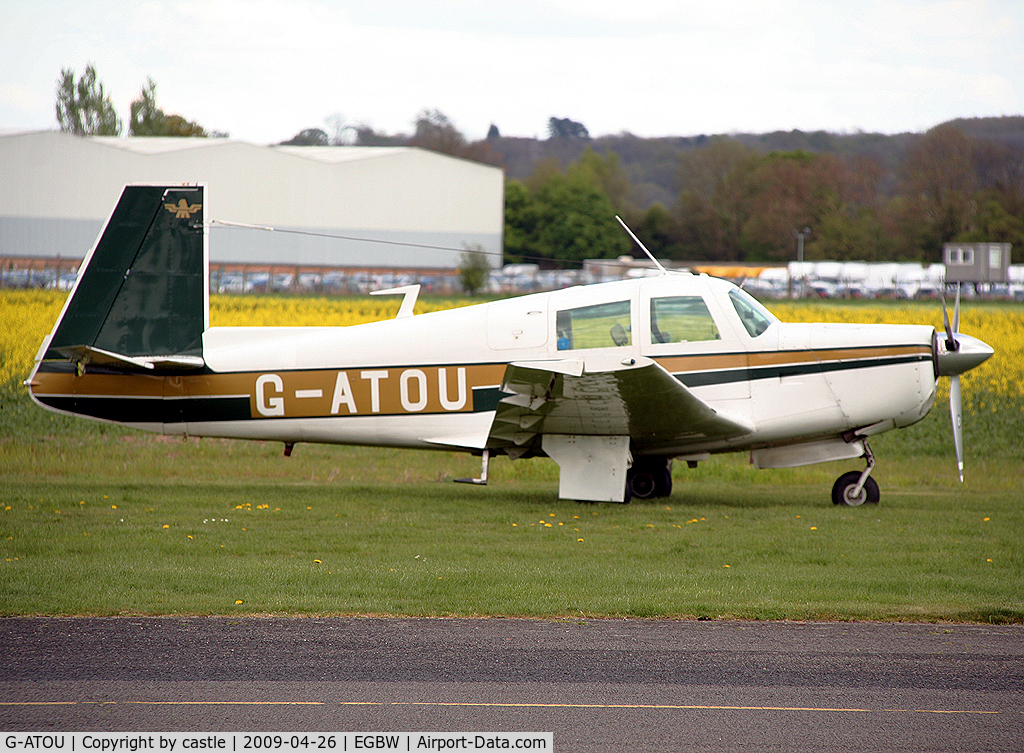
[{"left": 832, "top": 442, "right": 880, "bottom": 506}]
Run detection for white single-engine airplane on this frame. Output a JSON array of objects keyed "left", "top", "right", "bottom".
[{"left": 28, "top": 185, "right": 994, "bottom": 505}]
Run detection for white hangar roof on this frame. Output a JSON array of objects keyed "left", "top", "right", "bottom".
[{"left": 0, "top": 130, "right": 504, "bottom": 269}]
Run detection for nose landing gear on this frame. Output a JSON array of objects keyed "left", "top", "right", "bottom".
[{"left": 832, "top": 442, "right": 880, "bottom": 506}]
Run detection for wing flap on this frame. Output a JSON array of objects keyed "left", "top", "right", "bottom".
[{"left": 486, "top": 356, "right": 752, "bottom": 452}]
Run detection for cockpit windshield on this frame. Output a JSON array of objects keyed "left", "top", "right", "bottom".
[{"left": 728, "top": 288, "right": 777, "bottom": 338}]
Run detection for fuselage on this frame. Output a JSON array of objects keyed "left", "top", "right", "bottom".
[{"left": 30, "top": 274, "right": 939, "bottom": 463}]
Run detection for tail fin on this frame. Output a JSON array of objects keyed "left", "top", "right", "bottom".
[{"left": 42, "top": 184, "right": 208, "bottom": 371}]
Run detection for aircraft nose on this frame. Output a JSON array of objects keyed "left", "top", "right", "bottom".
[{"left": 935, "top": 332, "right": 994, "bottom": 376}]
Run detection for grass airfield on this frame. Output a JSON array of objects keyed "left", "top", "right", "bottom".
[{"left": 3, "top": 411, "right": 1020, "bottom": 621}]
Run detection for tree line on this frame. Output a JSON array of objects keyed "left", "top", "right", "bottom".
[
  {"left": 495, "top": 123, "right": 1024, "bottom": 266},
  {"left": 56, "top": 65, "right": 1024, "bottom": 266}
]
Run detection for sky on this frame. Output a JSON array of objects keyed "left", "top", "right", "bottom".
[{"left": 2, "top": 0, "right": 1022, "bottom": 145}]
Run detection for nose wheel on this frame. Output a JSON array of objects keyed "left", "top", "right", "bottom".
[
  {"left": 832, "top": 471, "right": 880, "bottom": 506},
  {"left": 832, "top": 442, "right": 880, "bottom": 506}
]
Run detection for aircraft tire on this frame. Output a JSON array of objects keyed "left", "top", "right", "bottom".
[
  {"left": 627, "top": 459, "right": 673, "bottom": 500},
  {"left": 831, "top": 471, "right": 880, "bottom": 506},
  {"left": 629, "top": 470, "right": 659, "bottom": 500}
]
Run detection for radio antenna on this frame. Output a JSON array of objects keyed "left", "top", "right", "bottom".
[{"left": 616, "top": 215, "right": 668, "bottom": 275}]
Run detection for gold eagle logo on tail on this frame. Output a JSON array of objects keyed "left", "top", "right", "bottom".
[{"left": 165, "top": 199, "right": 203, "bottom": 219}]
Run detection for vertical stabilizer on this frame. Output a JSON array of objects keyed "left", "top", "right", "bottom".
[{"left": 43, "top": 185, "right": 207, "bottom": 366}]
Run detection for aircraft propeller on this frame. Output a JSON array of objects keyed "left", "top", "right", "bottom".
[{"left": 934, "top": 286, "right": 994, "bottom": 481}]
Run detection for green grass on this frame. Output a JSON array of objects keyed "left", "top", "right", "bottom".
[{"left": 2, "top": 402, "right": 1021, "bottom": 621}]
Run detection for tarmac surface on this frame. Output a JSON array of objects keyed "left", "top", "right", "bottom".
[{"left": 1, "top": 617, "right": 1022, "bottom": 752}]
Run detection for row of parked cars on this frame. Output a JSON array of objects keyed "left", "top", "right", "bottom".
[
  {"left": 0, "top": 268, "right": 78, "bottom": 290},
  {"left": 5, "top": 263, "right": 1023, "bottom": 300}
]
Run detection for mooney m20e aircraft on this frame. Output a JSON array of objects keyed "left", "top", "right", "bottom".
[{"left": 28, "top": 185, "right": 994, "bottom": 505}]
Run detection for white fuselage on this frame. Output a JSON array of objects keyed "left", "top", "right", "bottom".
[{"left": 146, "top": 275, "right": 938, "bottom": 463}]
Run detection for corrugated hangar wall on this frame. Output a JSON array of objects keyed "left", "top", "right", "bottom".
[{"left": 0, "top": 131, "right": 504, "bottom": 269}]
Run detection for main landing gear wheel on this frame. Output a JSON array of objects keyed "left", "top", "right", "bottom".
[
  {"left": 627, "top": 459, "right": 673, "bottom": 500},
  {"left": 832, "top": 470, "right": 880, "bottom": 506}
]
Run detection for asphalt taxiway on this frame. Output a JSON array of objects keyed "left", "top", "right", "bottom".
[{"left": 1, "top": 618, "right": 1021, "bottom": 752}]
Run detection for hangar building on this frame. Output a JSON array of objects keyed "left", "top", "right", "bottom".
[{"left": 0, "top": 130, "right": 504, "bottom": 275}]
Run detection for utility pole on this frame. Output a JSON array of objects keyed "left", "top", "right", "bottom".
[{"left": 791, "top": 226, "right": 810, "bottom": 298}]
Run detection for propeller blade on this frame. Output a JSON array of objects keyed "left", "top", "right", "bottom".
[
  {"left": 941, "top": 288, "right": 959, "bottom": 352},
  {"left": 950, "top": 374, "right": 964, "bottom": 482},
  {"left": 953, "top": 284, "right": 960, "bottom": 334}
]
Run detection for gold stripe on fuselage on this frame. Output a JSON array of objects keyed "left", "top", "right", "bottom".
[
  {"left": 33, "top": 363, "right": 510, "bottom": 419},
  {"left": 657, "top": 343, "right": 932, "bottom": 376},
  {"left": 31, "top": 343, "right": 930, "bottom": 421}
]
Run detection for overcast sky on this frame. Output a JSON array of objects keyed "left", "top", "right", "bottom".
[{"left": 2, "top": 0, "right": 1021, "bottom": 145}]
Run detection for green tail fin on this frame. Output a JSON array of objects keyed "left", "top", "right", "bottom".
[{"left": 45, "top": 185, "right": 207, "bottom": 364}]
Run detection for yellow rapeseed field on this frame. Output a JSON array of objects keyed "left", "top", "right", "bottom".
[{"left": 3, "top": 290, "right": 1021, "bottom": 413}]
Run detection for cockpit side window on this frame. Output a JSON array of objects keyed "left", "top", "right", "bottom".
[
  {"left": 649, "top": 296, "right": 720, "bottom": 343},
  {"left": 555, "top": 300, "right": 632, "bottom": 350},
  {"left": 728, "top": 288, "right": 775, "bottom": 337}
]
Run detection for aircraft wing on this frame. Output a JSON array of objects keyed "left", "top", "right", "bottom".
[{"left": 486, "top": 355, "right": 753, "bottom": 452}]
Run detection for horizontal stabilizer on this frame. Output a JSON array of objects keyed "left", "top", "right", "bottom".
[{"left": 54, "top": 345, "right": 205, "bottom": 371}]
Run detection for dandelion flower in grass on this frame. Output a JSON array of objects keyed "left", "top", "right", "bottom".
[{"left": 235, "top": 600, "right": 243, "bottom": 604}]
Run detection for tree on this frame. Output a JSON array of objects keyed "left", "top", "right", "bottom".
[
  {"left": 636, "top": 202, "right": 684, "bottom": 260},
  {"left": 353, "top": 124, "right": 406, "bottom": 146},
  {"left": 902, "top": 125, "right": 978, "bottom": 255},
  {"left": 955, "top": 198, "right": 1024, "bottom": 248},
  {"left": 531, "top": 170, "right": 630, "bottom": 264},
  {"left": 504, "top": 166, "right": 630, "bottom": 266},
  {"left": 458, "top": 246, "right": 492, "bottom": 295},
  {"left": 55, "top": 64, "right": 121, "bottom": 136},
  {"left": 280, "top": 128, "right": 330, "bottom": 146},
  {"left": 123, "top": 76, "right": 208, "bottom": 137},
  {"left": 503, "top": 180, "right": 539, "bottom": 264},
  {"left": 548, "top": 117, "right": 589, "bottom": 140},
  {"left": 325, "top": 113, "right": 356, "bottom": 145},
  {"left": 163, "top": 114, "right": 207, "bottom": 137},
  {"left": 411, "top": 109, "right": 466, "bottom": 156},
  {"left": 487, "top": 124, "right": 501, "bottom": 139},
  {"left": 571, "top": 148, "right": 632, "bottom": 213},
  {"left": 129, "top": 78, "right": 165, "bottom": 135},
  {"left": 675, "top": 139, "right": 759, "bottom": 260},
  {"left": 740, "top": 151, "right": 842, "bottom": 261}
]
